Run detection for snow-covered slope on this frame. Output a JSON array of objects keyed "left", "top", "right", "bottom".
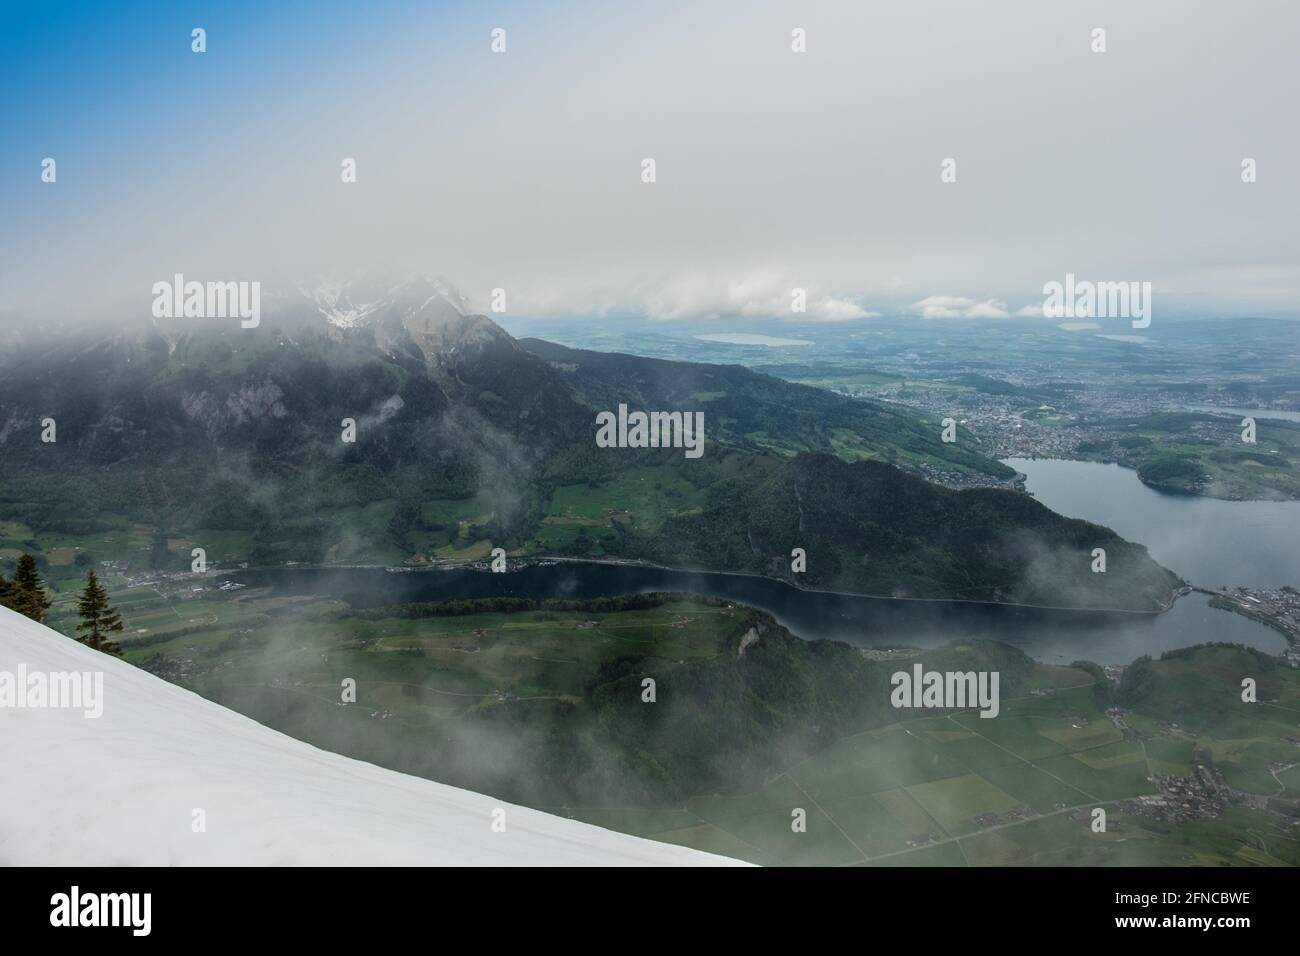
[{"left": 0, "top": 607, "right": 745, "bottom": 866}]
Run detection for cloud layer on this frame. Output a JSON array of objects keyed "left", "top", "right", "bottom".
[{"left": 3, "top": 0, "right": 1298, "bottom": 322}]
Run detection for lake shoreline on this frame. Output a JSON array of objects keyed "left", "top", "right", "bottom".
[
  {"left": 226, "top": 562, "right": 1284, "bottom": 665},
  {"left": 531, "top": 554, "right": 1179, "bottom": 616},
  {"left": 1194, "top": 586, "right": 1300, "bottom": 648}
]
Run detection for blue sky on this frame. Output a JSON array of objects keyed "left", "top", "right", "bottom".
[
  {"left": 2, "top": 0, "right": 538, "bottom": 304},
  {"left": 2, "top": 1, "right": 509, "bottom": 167},
  {"left": 2, "top": 0, "right": 555, "bottom": 312}
]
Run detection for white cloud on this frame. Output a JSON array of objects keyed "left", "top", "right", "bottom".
[
  {"left": 911, "top": 295, "right": 1010, "bottom": 320},
  {"left": 506, "top": 271, "right": 878, "bottom": 322}
]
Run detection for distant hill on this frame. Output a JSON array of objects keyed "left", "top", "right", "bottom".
[
  {"left": 1119, "top": 643, "right": 1290, "bottom": 737},
  {"left": 519, "top": 338, "right": 1013, "bottom": 476}
]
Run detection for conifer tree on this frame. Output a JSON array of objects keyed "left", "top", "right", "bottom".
[
  {"left": 76, "top": 569, "right": 124, "bottom": 656},
  {"left": 11, "top": 554, "right": 53, "bottom": 624}
]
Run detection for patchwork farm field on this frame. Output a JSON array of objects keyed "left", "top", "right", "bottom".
[{"left": 612, "top": 675, "right": 1300, "bottom": 866}]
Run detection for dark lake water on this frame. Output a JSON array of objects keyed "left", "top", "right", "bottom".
[{"left": 1007, "top": 457, "right": 1300, "bottom": 589}]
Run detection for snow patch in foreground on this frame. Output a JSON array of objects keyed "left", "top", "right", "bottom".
[{"left": 0, "top": 607, "right": 746, "bottom": 866}]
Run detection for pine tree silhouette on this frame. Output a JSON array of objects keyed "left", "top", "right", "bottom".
[
  {"left": 10, "top": 554, "right": 53, "bottom": 624},
  {"left": 75, "top": 569, "right": 124, "bottom": 657}
]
